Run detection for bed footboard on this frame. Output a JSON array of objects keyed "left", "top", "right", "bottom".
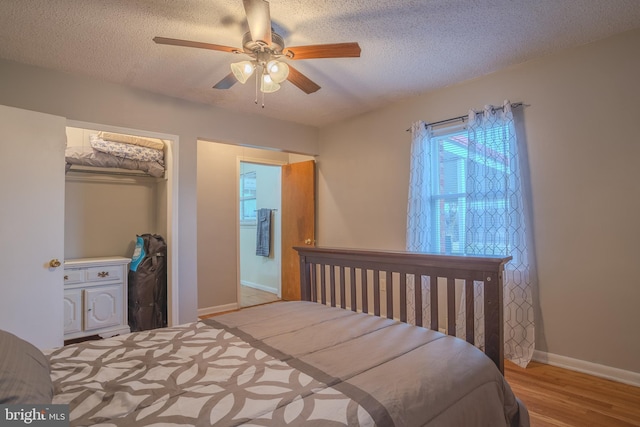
[{"left": 294, "top": 246, "right": 512, "bottom": 373}]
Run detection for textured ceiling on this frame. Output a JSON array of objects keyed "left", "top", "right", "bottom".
[{"left": 0, "top": 0, "right": 639, "bottom": 127}]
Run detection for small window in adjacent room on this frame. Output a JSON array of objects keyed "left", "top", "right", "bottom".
[{"left": 240, "top": 171, "right": 257, "bottom": 224}]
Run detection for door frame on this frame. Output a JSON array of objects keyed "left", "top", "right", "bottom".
[
  {"left": 66, "top": 119, "right": 180, "bottom": 326},
  {"left": 236, "top": 156, "right": 287, "bottom": 307}
]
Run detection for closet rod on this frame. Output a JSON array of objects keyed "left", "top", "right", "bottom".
[
  {"left": 405, "top": 102, "right": 523, "bottom": 132},
  {"left": 66, "top": 168, "right": 154, "bottom": 178}
]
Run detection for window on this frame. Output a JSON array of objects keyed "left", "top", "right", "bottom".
[
  {"left": 407, "top": 105, "right": 535, "bottom": 367},
  {"left": 429, "top": 124, "right": 510, "bottom": 255},
  {"left": 239, "top": 171, "right": 257, "bottom": 224}
]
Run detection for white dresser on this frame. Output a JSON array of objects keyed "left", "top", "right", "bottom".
[{"left": 63, "top": 256, "right": 131, "bottom": 340}]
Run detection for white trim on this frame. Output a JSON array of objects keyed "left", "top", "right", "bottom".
[
  {"left": 239, "top": 156, "right": 288, "bottom": 167},
  {"left": 235, "top": 158, "right": 241, "bottom": 310},
  {"left": 533, "top": 350, "right": 640, "bottom": 387},
  {"left": 240, "top": 280, "right": 279, "bottom": 295},
  {"left": 198, "top": 303, "right": 239, "bottom": 318},
  {"left": 65, "top": 119, "right": 180, "bottom": 327},
  {"left": 166, "top": 135, "right": 179, "bottom": 327}
]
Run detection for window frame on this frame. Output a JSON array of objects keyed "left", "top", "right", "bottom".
[
  {"left": 239, "top": 170, "right": 257, "bottom": 226},
  {"left": 428, "top": 122, "right": 511, "bottom": 256}
]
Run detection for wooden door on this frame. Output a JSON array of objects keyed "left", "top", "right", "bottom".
[
  {"left": 281, "top": 160, "right": 315, "bottom": 301},
  {"left": 0, "top": 105, "right": 67, "bottom": 349}
]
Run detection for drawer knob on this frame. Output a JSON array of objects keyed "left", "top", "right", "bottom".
[
  {"left": 97, "top": 271, "right": 109, "bottom": 278},
  {"left": 64, "top": 275, "right": 69, "bottom": 280},
  {"left": 49, "top": 259, "right": 62, "bottom": 268}
]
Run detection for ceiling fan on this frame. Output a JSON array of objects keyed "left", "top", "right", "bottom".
[{"left": 153, "top": 0, "right": 361, "bottom": 97}]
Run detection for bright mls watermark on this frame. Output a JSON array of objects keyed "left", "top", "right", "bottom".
[{"left": 1, "top": 405, "right": 68, "bottom": 426}]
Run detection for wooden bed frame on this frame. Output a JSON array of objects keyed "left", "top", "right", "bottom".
[{"left": 295, "top": 246, "right": 512, "bottom": 373}]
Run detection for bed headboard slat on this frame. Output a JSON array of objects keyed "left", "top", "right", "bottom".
[
  {"left": 465, "top": 279, "right": 475, "bottom": 346},
  {"left": 429, "top": 275, "right": 439, "bottom": 331},
  {"left": 295, "top": 246, "right": 511, "bottom": 373},
  {"left": 447, "top": 277, "right": 456, "bottom": 336}
]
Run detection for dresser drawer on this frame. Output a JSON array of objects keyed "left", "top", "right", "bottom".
[
  {"left": 85, "top": 265, "right": 123, "bottom": 282},
  {"left": 63, "top": 269, "right": 84, "bottom": 284}
]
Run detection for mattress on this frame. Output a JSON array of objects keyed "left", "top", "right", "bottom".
[{"left": 48, "top": 301, "right": 528, "bottom": 426}]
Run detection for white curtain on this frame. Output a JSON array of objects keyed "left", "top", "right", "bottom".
[
  {"left": 406, "top": 102, "right": 536, "bottom": 367},
  {"left": 406, "top": 120, "right": 433, "bottom": 253},
  {"left": 405, "top": 121, "right": 432, "bottom": 326}
]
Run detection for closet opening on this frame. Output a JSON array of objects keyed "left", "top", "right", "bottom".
[{"left": 63, "top": 122, "right": 178, "bottom": 340}]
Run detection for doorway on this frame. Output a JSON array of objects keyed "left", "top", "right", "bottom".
[
  {"left": 196, "top": 141, "right": 315, "bottom": 317},
  {"left": 238, "top": 161, "right": 282, "bottom": 307}
]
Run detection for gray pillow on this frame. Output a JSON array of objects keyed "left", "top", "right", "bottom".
[{"left": 0, "top": 329, "right": 53, "bottom": 404}]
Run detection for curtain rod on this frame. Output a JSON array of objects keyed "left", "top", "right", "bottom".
[{"left": 405, "top": 102, "right": 524, "bottom": 132}]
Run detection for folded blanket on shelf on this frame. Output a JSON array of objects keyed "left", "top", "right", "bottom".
[
  {"left": 91, "top": 135, "right": 164, "bottom": 164},
  {"left": 65, "top": 146, "right": 165, "bottom": 177},
  {"left": 98, "top": 131, "right": 165, "bottom": 150}
]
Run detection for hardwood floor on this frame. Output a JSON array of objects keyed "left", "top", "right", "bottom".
[
  {"left": 199, "top": 287, "right": 280, "bottom": 320},
  {"left": 240, "top": 285, "right": 279, "bottom": 308},
  {"left": 505, "top": 361, "right": 640, "bottom": 426}
]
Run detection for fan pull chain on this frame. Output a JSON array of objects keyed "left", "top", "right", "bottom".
[
  {"left": 254, "top": 68, "right": 258, "bottom": 105},
  {"left": 258, "top": 65, "right": 265, "bottom": 108}
]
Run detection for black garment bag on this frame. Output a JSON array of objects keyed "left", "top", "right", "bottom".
[{"left": 128, "top": 234, "right": 167, "bottom": 331}]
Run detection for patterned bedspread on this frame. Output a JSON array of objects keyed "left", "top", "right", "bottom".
[{"left": 49, "top": 301, "right": 528, "bottom": 427}]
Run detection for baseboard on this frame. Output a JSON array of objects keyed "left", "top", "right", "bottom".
[
  {"left": 240, "top": 280, "right": 279, "bottom": 295},
  {"left": 198, "top": 303, "right": 238, "bottom": 318},
  {"left": 533, "top": 350, "right": 640, "bottom": 387}
]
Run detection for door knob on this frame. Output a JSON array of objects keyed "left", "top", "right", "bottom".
[
  {"left": 304, "top": 239, "right": 313, "bottom": 245},
  {"left": 49, "top": 259, "right": 62, "bottom": 268}
]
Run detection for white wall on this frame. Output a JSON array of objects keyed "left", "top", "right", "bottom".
[
  {"left": 65, "top": 178, "right": 158, "bottom": 259},
  {"left": 0, "top": 58, "right": 318, "bottom": 324},
  {"left": 317, "top": 29, "right": 640, "bottom": 374}
]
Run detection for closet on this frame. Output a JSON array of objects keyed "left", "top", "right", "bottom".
[
  {"left": 63, "top": 126, "right": 171, "bottom": 340},
  {"left": 0, "top": 105, "right": 177, "bottom": 349}
]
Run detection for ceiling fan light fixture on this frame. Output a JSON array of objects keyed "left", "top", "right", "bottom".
[
  {"left": 267, "top": 60, "right": 289, "bottom": 84},
  {"left": 155, "top": 0, "right": 362, "bottom": 100},
  {"left": 230, "top": 60, "right": 255, "bottom": 84},
  {"left": 260, "top": 74, "right": 280, "bottom": 93}
]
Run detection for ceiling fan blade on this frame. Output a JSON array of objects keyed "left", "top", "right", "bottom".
[
  {"left": 153, "top": 36, "right": 240, "bottom": 54},
  {"left": 286, "top": 65, "right": 320, "bottom": 94},
  {"left": 243, "top": 0, "right": 272, "bottom": 46},
  {"left": 284, "top": 42, "right": 361, "bottom": 60},
  {"left": 213, "top": 72, "right": 238, "bottom": 90}
]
